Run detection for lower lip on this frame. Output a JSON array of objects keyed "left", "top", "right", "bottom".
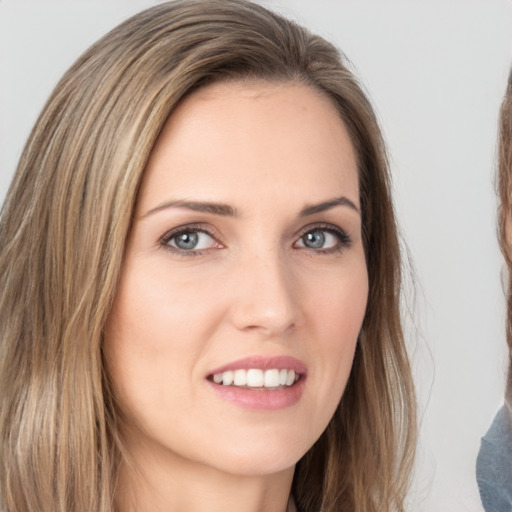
[{"left": 207, "top": 378, "right": 306, "bottom": 410}]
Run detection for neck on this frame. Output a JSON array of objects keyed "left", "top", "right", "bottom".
[{"left": 114, "top": 444, "right": 295, "bottom": 512}]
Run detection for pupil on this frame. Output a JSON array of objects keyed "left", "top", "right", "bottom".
[
  {"left": 175, "top": 232, "right": 198, "bottom": 250},
  {"left": 304, "top": 230, "right": 325, "bottom": 248}
]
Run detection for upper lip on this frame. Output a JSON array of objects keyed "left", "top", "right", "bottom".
[{"left": 208, "top": 355, "right": 307, "bottom": 377}]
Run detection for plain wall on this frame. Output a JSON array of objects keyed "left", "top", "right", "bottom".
[{"left": 1, "top": 1, "right": 511, "bottom": 510}]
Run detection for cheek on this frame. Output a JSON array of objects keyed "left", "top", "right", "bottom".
[
  {"left": 102, "top": 261, "right": 218, "bottom": 420},
  {"left": 286, "top": 263, "right": 367, "bottom": 452},
  {"left": 313, "top": 260, "right": 368, "bottom": 344},
  {"left": 309, "top": 262, "right": 368, "bottom": 390},
  {"left": 106, "top": 257, "right": 220, "bottom": 349}
]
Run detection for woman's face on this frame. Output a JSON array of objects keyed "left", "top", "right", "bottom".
[{"left": 104, "top": 81, "right": 368, "bottom": 478}]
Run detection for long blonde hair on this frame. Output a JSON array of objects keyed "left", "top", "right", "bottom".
[{"left": 0, "top": 1, "right": 416, "bottom": 511}]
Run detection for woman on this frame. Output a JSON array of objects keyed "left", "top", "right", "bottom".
[
  {"left": 477, "top": 69, "right": 512, "bottom": 511},
  {"left": 0, "top": 1, "right": 416, "bottom": 511}
]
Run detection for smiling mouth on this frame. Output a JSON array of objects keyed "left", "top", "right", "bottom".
[{"left": 208, "top": 368, "right": 300, "bottom": 389}]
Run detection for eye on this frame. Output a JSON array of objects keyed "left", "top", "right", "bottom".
[
  {"left": 294, "top": 226, "right": 351, "bottom": 252},
  {"left": 160, "top": 226, "right": 221, "bottom": 254}
]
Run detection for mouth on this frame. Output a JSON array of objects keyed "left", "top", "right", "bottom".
[
  {"left": 206, "top": 356, "right": 307, "bottom": 409},
  {"left": 208, "top": 368, "right": 301, "bottom": 390}
]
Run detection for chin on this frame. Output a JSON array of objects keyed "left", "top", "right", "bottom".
[
  {"left": 194, "top": 425, "right": 319, "bottom": 477},
  {"left": 211, "top": 451, "right": 300, "bottom": 478}
]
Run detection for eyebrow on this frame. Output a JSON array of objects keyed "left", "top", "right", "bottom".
[
  {"left": 300, "top": 197, "right": 360, "bottom": 216},
  {"left": 143, "top": 196, "right": 359, "bottom": 218},
  {"left": 143, "top": 200, "right": 239, "bottom": 218}
]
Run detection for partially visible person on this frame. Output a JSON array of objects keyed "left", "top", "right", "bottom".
[{"left": 477, "top": 69, "right": 512, "bottom": 512}]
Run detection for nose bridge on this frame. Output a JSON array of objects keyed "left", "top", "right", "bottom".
[{"left": 230, "top": 245, "right": 300, "bottom": 335}]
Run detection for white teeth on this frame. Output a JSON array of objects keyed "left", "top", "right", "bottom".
[
  {"left": 264, "top": 369, "right": 280, "bottom": 387},
  {"left": 234, "top": 369, "right": 247, "bottom": 386},
  {"left": 246, "top": 369, "right": 264, "bottom": 387},
  {"left": 212, "top": 368, "right": 300, "bottom": 388},
  {"left": 222, "top": 370, "right": 233, "bottom": 386}
]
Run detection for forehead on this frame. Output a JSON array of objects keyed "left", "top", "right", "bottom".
[{"left": 138, "top": 80, "right": 359, "bottom": 212}]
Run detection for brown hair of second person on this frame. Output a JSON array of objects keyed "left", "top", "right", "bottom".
[{"left": 497, "top": 69, "right": 512, "bottom": 401}]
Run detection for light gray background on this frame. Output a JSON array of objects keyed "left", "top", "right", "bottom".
[{"left": 1, "top": 1, "right": 511, "bottom": 510}]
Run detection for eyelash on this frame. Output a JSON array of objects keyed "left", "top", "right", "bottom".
[
  {"left": 159, "top": 223, "right": 352, "bottom": 256},
  {"left": 295, "top": 224, "right": 352, "bottom": 254},
  {"left": 159, "top": 224, "right": 221, "bottom": 257}
]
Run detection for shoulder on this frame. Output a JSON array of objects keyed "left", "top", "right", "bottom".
[{"left": 476, "top": 406, "right": 512, "bottom": 511}]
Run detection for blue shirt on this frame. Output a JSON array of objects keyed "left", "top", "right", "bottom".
[{"left": 477, "top": 405, "right": 512, "bottom": 512}]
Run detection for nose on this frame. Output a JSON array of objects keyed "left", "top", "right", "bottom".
[{"left": 229, "top": 250, "right": 302, "bottom": 337}]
